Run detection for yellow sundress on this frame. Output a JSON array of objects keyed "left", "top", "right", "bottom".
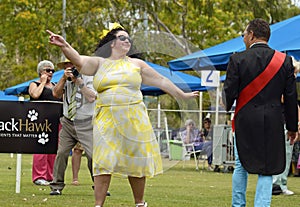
[{"left": 92, "top": 57, "right": 163, "bottom": 177}]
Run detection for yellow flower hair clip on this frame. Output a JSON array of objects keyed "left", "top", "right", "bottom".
[{"left": 100, "top": 22, "right": 124, "bottom": 39}]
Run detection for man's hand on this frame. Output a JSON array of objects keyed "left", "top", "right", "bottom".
[{"left": 64, "top": 67, "right": 76, "bottom": 81}]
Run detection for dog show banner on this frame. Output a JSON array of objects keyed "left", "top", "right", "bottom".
[{"left": 0, "top": 101, "right": 62, "bottom": 154}]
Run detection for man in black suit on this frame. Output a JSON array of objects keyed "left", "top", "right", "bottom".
[{"left": 222, "top": 18, "right": 297, "bottom": 207}]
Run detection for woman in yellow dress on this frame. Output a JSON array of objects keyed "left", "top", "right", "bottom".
[{"left": 47, "top": 26, "right": 199, "bottom": 207}]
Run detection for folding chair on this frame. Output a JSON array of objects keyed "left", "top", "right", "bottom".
[{"left": 178, "top": 131, "right": 205, "bottom": 170}]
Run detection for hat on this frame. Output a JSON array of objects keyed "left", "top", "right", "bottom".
[
  {"left": 57, "top": 59, "right": 72, "bottom": 69},
  {"left": 100, "top": 22, "right": 125, "bottom": 39}
]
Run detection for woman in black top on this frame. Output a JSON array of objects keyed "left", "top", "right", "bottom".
[{"left": 28, "top": 60, "right": 61, "bottom": 186}]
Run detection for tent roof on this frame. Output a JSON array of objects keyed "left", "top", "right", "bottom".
[
  {"left": 4, "top": 70, "right": 65, "bottom": 95},
  {"left": 0, "top": 90, "right": 18, "bottom": 101},
  {"left": 168, "top": 15, "right": 300, "bottom": 71},
  {"left": 221, "top": 74, "right": 300, "bottom": 82},
  {"left": 142, "top": 62, "right": 207, "bottom": 96},
  {"left": 4, "top": 61, "right": 206, "bottom": 96}
]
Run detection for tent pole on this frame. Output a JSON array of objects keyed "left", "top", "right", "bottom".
[
  {"left": 199, "top": 92, "right": 203, "bottom": 129},
  {"left": 157, "top": 96, "right": 161, "bottom": 147},
  {"left": 157, "top": 96, "right": 161, "bottom": 128},
  {"left": 215, "top": 86, "right": 220, "bottom": 125}
]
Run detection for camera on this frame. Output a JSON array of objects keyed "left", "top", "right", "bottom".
[
  {"left": 71, "top": 67, "right": 80, "bottom": 78},
  {"left": 68, "top": 67, "right": 80, "bottom": 81}
]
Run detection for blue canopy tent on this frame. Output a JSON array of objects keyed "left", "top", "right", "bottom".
[
  {"left": 220, "top": 70, "right": 300, "bottom": 82},
  {"left": 4, "top": 61, "right": 205, "bottom": 96},
  {"left": 4, "top": 70, "right": 65, "bottom": 95},
  {"left": 168, "top": 15, "right": 300, "bottom": 71},
  {"left": 0, "top": 90, "right": 18, "bottom": 101},
  {"left": 142, "top": 62, "right": 207, "bottom": 96}
]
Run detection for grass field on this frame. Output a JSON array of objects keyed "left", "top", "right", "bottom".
[{"left": 0, "top": 153, "right": 299, "bottom": 207}]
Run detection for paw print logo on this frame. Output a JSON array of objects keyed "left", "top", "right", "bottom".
[
  {"left": 38, "top": 132, "right": 49, "bottom": 145},
  {"left": 27, "top": 109, "right": 38, "bottom": 121}
]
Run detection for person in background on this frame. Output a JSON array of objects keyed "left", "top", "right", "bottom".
[
  {"left": 181, "top": 119, "right": 213, "bottom": 171},
  {"left": 272, "top": 57, "right": 300, "bottom": 196},
  {"left": 200, "top": 117, "right": 221, "bottom": 172},
  {"left": 297, "top": 145, "right": 300, "bottom": 170},
  {"left": 292, "top": 59, "right": 300, "bottom": 178},
  {"left": 223, "top": 18, "right": 297, "bottom": 207},
  {"left": 49, "top": 59, "right": 98, "bottom": 195},
  {"left": 71, "top": 142, "right": 84, "bottom": 185},
  {"left": 201, "top": 117, "right": 213, "bottom": 141},
  {"left": 47, "top": 24, "right": 199, "bottom": 207},
  {"left": 28, "top": 60, "right": 62, "bottom": 186},
  {"left": 291, "top": 139, "right": 300, "bottom": 176}
]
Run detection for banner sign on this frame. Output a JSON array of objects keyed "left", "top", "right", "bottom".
[{"left": 0, "top": 101, "right": 62, "bottom": 154}]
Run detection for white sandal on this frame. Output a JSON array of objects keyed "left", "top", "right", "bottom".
[{"left": 136, "top": 202, "right": 147, "bottom": 207}]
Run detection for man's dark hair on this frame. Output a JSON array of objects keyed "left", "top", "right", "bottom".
[{"left": 247, "top": 18, "right": 271, "bottom": 42}]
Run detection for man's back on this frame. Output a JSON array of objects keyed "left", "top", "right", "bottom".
[
  {"left": 223, "top": 43, "right": 297, "bottom": 175},
  {"left": 224, "top": 18, "right": 298, "bottom": 207},
  {"left": 224, "top": 44, "right": 291, "bottom": 110}
]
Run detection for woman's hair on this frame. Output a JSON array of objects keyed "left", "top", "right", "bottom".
[
  {"left": 37, "top": 60, "right": 54, "bottom": 76},
  {"left": 94, "top": 27, "right": 143, "bottom": 59},
  {"left": 185, "top": 119, "right": 195, "bottom": 126},
  {"left": 94, "top": 27, "right": 127, "bottom": 58}
]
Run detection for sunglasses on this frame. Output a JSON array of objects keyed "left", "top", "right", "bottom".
[
  {"left": 44, "top": 68, "right": 55, "bottom": 73},
  {"left": 117, "top": 35, "right": 132, "bottom": 43}
]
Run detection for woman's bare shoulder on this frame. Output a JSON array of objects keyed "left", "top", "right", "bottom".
[{"left": 128, "top": 57, "right": 147, "bottom": 68}]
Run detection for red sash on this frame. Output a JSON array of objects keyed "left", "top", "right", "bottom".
[{"left": 232, "top": 51, "right": 286, "bottom": 132}]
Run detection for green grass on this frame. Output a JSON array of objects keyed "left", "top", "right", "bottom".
[{"left": 0, "top": 153, "right": 299, "bottom": 207}]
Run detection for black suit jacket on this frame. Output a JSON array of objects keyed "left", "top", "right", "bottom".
[{"left": 223, "top": 43, "right": 298, "bottom": 175}]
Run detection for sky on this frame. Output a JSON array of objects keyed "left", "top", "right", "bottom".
[{"left": 292, "top": 0, "right": 300, "bottom": 6}]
